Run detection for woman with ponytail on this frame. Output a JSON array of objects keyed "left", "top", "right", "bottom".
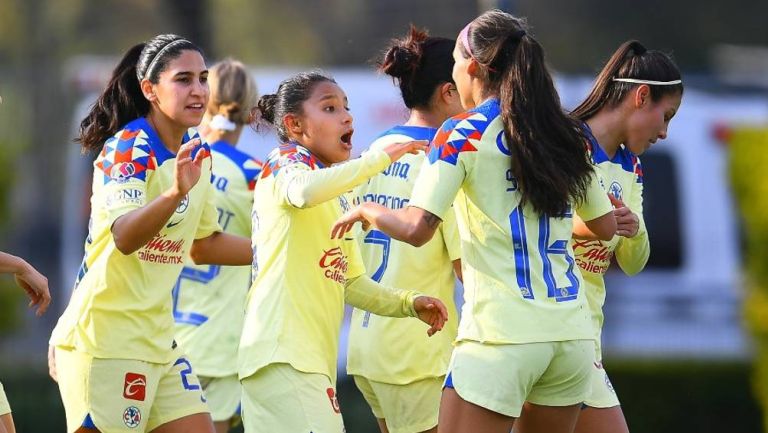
[
  {"left": 172, "top": 58, "right": 261, "bottom": 433},
  {"left": 346, "top": 25, "right": 464, "bottom": 433},
  {"left": 237, "top": 71, "right": 449, "bottom": 433},
  {"left": 331, "top": 9, "right": 616, "bottom": 433},
  {"left": 49, "top": 35, "right": 253, "bottom": 433},
  {"left": 538, "top": 40, "right": 681, "bottom": 433}
]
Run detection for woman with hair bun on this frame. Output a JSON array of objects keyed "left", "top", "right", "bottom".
[
  {"left": 237, "top": 70, "right": 449, "bottom": 433},
  {"left": 346, "top": 25, "right": 464, "bottom": 433},
  {"left": 331, "top": 10, "right": 617, "bottom": 433}
]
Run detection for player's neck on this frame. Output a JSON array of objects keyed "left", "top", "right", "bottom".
[
  {"left": 147, "top": 112, "right": 187, "bottom": 154},
  {"left": 585, "top": 111, "right": 625, "bottom": 159},
  {"left": 205, "top": 127, "right": 243, "bottom": 147},
  {"left": 405, "top": 110, "right": 444, "bottom": 129}
]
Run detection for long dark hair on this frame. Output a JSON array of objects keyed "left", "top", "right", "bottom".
[
  {"left": 461, "top": 10, "right": 591, "bottom": 216},
  {"left": 77, "top": 34, "right": 203, "bottom": 152},
  {"left": 572, "top": 40, "right": 683, "bottom": 121},
  {"left": 379, "top": 25, "right": 455, "bottom": 109},
  {"left": 256, "top": 71, "right": 335, "bottom": 143}
]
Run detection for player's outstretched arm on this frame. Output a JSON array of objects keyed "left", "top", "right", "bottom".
[
  {"left": 331, "top": 203, "right": 441, "bottom": 247},
  {"left": 190, "top": 232, "right": 252, "bottom": 266},
  {"left": 0, "top": 251, "right": 51, "bottom": 316}
]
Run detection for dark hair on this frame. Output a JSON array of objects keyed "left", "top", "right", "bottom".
[
  {"left": 256, "top": 71, "right": 336, "bottom": 142},
  {"left": 571, "top": 40, "right": 683, "bottom": 121},
  {"left": 77, "top": 34, "right": 203, "bottom": 152},
  {"left": 461, "top": 10, "right": 591, "bottom": 216},
  {"left": 379, "top": 25, "right": 455, "bottom": 109}
]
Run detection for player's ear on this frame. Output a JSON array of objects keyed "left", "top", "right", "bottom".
[
  {"left": 140, "top": 79, "right": 156, "bottom": 102},
  {"left": 284, "top": 113, "right": 302, "bottom": 136}
]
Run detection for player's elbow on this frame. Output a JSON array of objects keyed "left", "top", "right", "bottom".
[
  {"left": 189, "top": 240, "right": 209, "bottom": 265},
  {"left": 585, "top": 213, "right": 617, "bottom": 241},
  {"left": 112, "top": 234, "right": 139, "bottom": 255},
  {"left": 402, "top": 224, "right": 432, "bottom": 247}
]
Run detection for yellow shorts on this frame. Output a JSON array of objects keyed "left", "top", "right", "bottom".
[
  {"left": 0, "top": 381, "right": 11, "bottom": 416},
  {"left": 55, "top": 346, "right": 209, "bottom": 433},
  {"left": 241, "top": 363, "right": 344, "bottom": 433},
  {"left": 353, "top": 375, "right": 442, "bottom": 433},
  {"left": 199, "top": 375, "right": 240, "bottom": 423},
  {"left": 445, "top": 340, "right": 593, "bottom": 418},
  {"left": 583, "top": 360, "right": 620, "bottom": 408}
]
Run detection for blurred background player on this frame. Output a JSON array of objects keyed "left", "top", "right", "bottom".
[
  {"left": 346, "top": 25, "right": 463, "bottom": 433},
  {"left": 48, "top": 34, "right": 252, "bottom": 433},
  {"left": 524, "top": 40, "right": 681, "bottom": 433},
  {"left": 237, "top": 71, "right": 449, "bottom": 433},
  {"left": 1, "top": 251, "right": 51, "bottom": 433},
  {"left": 172, "top": 58, "right": 261, "bottom": 433},
  {"left": 330, "top": 10, "right": 616, "bottom": 433}
]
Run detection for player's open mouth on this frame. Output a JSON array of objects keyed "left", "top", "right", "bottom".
[
  {"left": 340, "top": 130, "right": 353, "bottom": 147},
  {"left": 187, "top": 103, "right": 204, "bottom": 110}
]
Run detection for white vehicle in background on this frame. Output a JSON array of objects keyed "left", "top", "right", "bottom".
[{"left": 61, "top": 62, "right": 767, "bottom": 377}]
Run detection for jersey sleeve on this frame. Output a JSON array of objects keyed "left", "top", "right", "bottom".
[
  {"left": 275, "top": 149, "right": 391, "bottom": 208},
  {"left": 97, "top": 144, "right": 150, "bottom": 226},
  {"left": 615, "top": 158, "right": 650, "bottom": 275},
  {"left": 440, "top": 205, "right": 462, "bottom": 261},
  {"left": 409, "top": 130, "right": 471, "bottom": 220},
  {"left": 344, "top": 274, "right": 418, "bottom": 318},
  {"left": 195, "top": 159, "right": 222, "bottom": 239},
  {"left": 575, "top": 170, "right": 613, "bottom": 221}
]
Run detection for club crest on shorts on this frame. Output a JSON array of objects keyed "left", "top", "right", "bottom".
[
  {"left": 123, "top": 406, "right": 141, "bottom": 428},
  {"left": 123, "top": 372, "right": 147, "bottom": 401},
  {"left": 326, "top": 387, "right": 341, "bottom": 414}
]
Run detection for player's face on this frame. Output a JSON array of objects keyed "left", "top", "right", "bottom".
[
  {"left": 452, "top": 41, "right": 474, "bottom": 109},
  {"left": 150, "top": 50, "right": 209, "bottom": 129},
  {"left": 625, "top": 92, "right": 682, "bottom": 155},
  {"left": 294, "top": 81, "right": 354, "bottom": 165}
]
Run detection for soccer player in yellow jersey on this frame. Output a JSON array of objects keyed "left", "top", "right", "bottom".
[
  {"left": 1, "top": 251, "right": 51, "bottom": 433},
  {"left": 48, "top": 35, "right": 252, "bottom": 433},
  {"left": 172, "top": 59, "right": 260, "bottom": 433},
  {"left": 546, "top": 41, "right": 681, "bottom": 433},
  {"left": 332, "top": 10, "right": 618, "bottom": 433},
  {"left": 347, "top": 26, "right": 464, "bottom": 433},
  {"left": 237, "top": 71, "right": 449, "bottom": 433}
]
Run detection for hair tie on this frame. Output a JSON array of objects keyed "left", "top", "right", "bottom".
[{"left": 209, "top": 114, "right": 237, "bottom": 131}]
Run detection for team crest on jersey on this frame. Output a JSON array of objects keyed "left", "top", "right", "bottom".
[
  {"left": 175, "top": 194, "right": 189, "bottom": 213},
  {"left": 110, "top": 162, "right": 136, "bottom": 182},
  {"left": 123, "top": 373, "right": 147, "bottom": 401},
  {"left": 123, "top": 406, "right": 141, "bottom": 428},
  {"left": 609, "top": 181, "right": 623, "bottom": 201},
  {"left": 326, "top": 388, "right": 341, "bottom": 414}
]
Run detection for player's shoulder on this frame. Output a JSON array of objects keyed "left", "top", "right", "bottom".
[
  {"left": 210, "top": 140, "right": 263, "bottom": 187},
  {"left": 260, "top": 142, "right": 321, "bottom": 178}
]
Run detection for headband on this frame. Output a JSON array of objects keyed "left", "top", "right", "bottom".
[
  {"left": 140, "top": 39, "right": 191, "bottom": 80},
  {"left": 612, "top": 78, "right": 682, "bottom": 86},
  {"left": 458, "top": 23, "right": 526, "bottom": 73}
]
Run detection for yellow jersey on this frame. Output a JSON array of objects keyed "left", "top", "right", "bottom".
[
  {"left": 50, "top": 117, "right": 220, "bottom": 364},
  {"left": 347, "top": 126, "right": 461, "bottom": 384},
  {"left": 409, "top": 99, "right": 613, "bottom": 345},
  {"left": 173, "top": 140, "right": 262, "bottom": 377}
]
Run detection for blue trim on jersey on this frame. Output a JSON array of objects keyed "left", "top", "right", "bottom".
[
  {"left": 444, "top": 371, "right": 454, "bottom": 389},
  {"left": 82, "top": 413, "right": 97, "bottom": 429},
  {"left": 210, "top": 140, "right": 262, "bottom": 183},
  {"left": 376, "top": 125, "right": 438, "bottom": 142},
  {"left": 581, "top": 122, "right": 636, "bottom": 173}
]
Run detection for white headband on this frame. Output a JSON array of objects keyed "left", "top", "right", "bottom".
[{"left": 612, "top": 78, "right": 682, "bottom": 86}]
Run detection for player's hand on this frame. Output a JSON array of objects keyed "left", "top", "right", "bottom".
[
  {"left": 331, "top": 205, "right": 370, "bottom": 239},
  {"left": 172, "top": 138, "right": 205, "bottom": 197},
  {"left": 14, "top": 261, "right": 51, "bottom": 316},
  {"left": 382, "top": 140, "right": 429, "bottom": 163},
  {"left": 609, "top": 195, "right": 639, "bottom": 237},
  {"left": 413, "top": 295, "right": 448, "bottom": 337},
  {"left": 48, "top": 345, "right": 58, "bottom": 382}
]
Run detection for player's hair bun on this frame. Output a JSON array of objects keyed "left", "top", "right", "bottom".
[
  {"left": 379, "top": 25, "right": 428, "bottom": 80},
  {"left": 257, "top": 94, "right": 278, "bottom": 125}
]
